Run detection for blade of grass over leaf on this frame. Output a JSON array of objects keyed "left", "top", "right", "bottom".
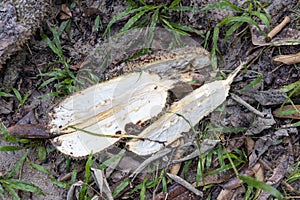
[
  {"left": 0, "top": 125, "right": 28, "bottom": 143},
  {"left": 239, "top": 176, "right": 284, "bottom": 200}
]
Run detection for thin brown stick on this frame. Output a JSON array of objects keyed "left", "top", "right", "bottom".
[{"left": 266, "top": 16, "right": 291, "bottom": 42}]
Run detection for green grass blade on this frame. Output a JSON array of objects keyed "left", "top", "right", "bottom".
[
  {"left": 71, "top": 168, "right": 77, "bottom": 184},
  {"left": 207, "top": 161, "right": 243, "bottom": 175},
  {"left": 239, "top": 76, "right": 262, "bottom": 92},
  {"left": 137, "top": 0, "right": 146, "bottom": 6},
  {"left": 38, "top": 77, "right": 60, "bottom": 89},
  {"left": 211, "top": 26, "right": 220, "bottom": 69},
  {"left": 239, "top": 175, "right": 284, "bottom": 200},
  {"left": 50, "top": 177, "right": 70, "bottom": 189},
  {"left": 183, "top": 160, "right": 192, "bottom": 178},
  {"left": 196, "top": 157, "right": 203, "bottom": 187},
  {"left": 18, "top": 93, "right": 29, "bottom": 109},
  {"left": 38, "top": 68, "right": 63, "bottom": 77},
  {"left": 97, "top": 153, "right": 125, "bottom": 170},
  {"left": 29, "top": 163, "right": 49, "bottom": 174},
  {"left": 4, "top": 150, "right": 29, "bottom": 179},
  {"left": 127, "top": 0, "right": 138, "bottom": 7},
  {"left": 49, "top": 26, "right": 63, "bottom": 57},
  {"left": 58, "top": 19, "right": 71, "bottom": 36},
  {"left": 140, "top": 177, "right": 147, "bottom": 200},
  {"left": 37, "top": 146, "right": 47, "bottom": 162},
  {"left": 223, "top": 16, "right": 267, "bottom": 36},
  {"left": 94, "top": 15, "right": 102, "bottom": 32},
  {"left": 120, "top": 9, "right": 149, "bottom": 33},
  {"left": 201, "top": 0, "right": 244, "bottom": 13},
  {"left": 112, "top": 178, "right": 130, "bottom": 197},
  {"left": 224, "top": 16, "right": 259, "bottom": 27},
  {"left": 250, "top": 11, "right": 270, "bottom": 30},
  {"left": 0, "top": 184, "right": 4, "bottom": 198},
  {"left": 2, "top": 184, "right": 20, "bottom": 200},
  {"left": 276, "top": 108, "right": 299, "bottom": 116},
  {"left": 0, "top": 91, "right": 14, "bottom": 97},
  {"left": 79, "top": 153, "right": 93, "bottom": 199},
  {"left": 209, "top": 126, "right": 248, "bottom": 134},
  {"left": 162, "top": 175, "right": 167, "bottom": 192},
  {"left": 4, "top": 179, "right": 44, "bottom": 195},
  {"left": 169, "top": 22, "right": 205, "bottom": 38},
  {"left": 0, "top": 146, "right": 25, "bottom": 152},
  {"left": 85, "top": 155, "right": 93, "bottom": 180},
  {"left": 204, "top": 30, "right": 210, "bottom": 49},
  {"left": 169, "top": 6, "right": 198, "bottom": 11},
  {"left": 281, "top": 80, "right": 300, "bottom": 93},
  {"left": 103, "top": 7, "right": 148, "bottom": 37},
  {"left": 205, "top": 150, "right": 213, "bottom": 170},
  {"left": 146, "top": 8, "right": 159, "bottom": 48},
  {"left": 11, "top": 88, "right": 22, "bottom": 103},
  {"left": 161, "top": 19, "right": 190, "bottom": 36},
  {"left": 245, "top": 185, "right": 253, "bottom": 200},
  {"left": 169, "top": 0, "right": 182, "bottom": 8},
  {"left": 0, "top": 125, "right": 27, "bottom": 143},
  {"left": 41, "top": 33, "right": 61, "bottom": 57},
  {"left": 225, "top": 21, "right": 243, "bottom": 41}
]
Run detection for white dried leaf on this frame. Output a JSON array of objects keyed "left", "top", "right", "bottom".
[
  {"left": 50, "top": 72, "right": 174, "bottom": 157},
  {"left": 127, "top": 64, "right": 243, "bottom": 155},
  {"left": 48, "top": 47, "right": 213, "bottom": 158},
  {"left": 91, "top": 168, "right": 113, "bottom": 200}
]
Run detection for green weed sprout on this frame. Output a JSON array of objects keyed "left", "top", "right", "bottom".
[
  {"left": 103, "top": 0, "right": 204, "bottom": 47},
  {"left": 201, "top": 0, "right": 271, "bottom": 69},
  {"left": 39, "top": 25, "right": 78, "bottom": 98}
]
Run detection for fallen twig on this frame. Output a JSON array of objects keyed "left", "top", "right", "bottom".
[
  {"left": 266, "top": 16, "right": 291, "bottom": 42},
  {"left": 230, "top": 93, "right": 268, "bottom": 118},
  {"left": 167, "top": 173, "right": 203, "bottom": 197}
]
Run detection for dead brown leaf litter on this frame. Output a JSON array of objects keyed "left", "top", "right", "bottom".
[{"left": 0, "top": 0, "right": 300, "bottom": 199}]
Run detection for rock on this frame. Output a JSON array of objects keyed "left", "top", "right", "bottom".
[{"left": 0, "top": 0, "right": 51, "bottom": 69}]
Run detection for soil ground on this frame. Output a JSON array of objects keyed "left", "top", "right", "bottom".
[{"left": 0, "top": 0, "right": 300, "bottom": 199}]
